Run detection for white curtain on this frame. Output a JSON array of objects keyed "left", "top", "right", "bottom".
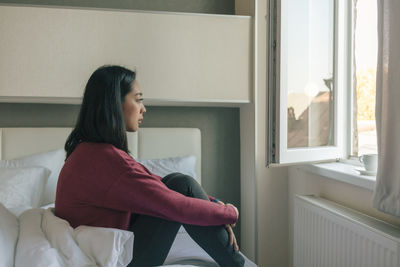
[{"left": 372, "top": 0, "right": 400, "bottom": 217}]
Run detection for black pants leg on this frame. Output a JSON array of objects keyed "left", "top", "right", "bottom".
[{"left": 128, "top": 172, "right": 245, "bottom": 267}]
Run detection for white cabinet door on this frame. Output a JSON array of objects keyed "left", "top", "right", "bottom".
[{"left": 0, "top": 6, "right": 251, "bottom": 104}]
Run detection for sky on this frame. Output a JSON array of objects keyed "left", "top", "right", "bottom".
[
  {"left": 284, "top": 0, "right": 334, "bottom": 96},
  {"left": 355, "top": 0, "right": 378, "bottom": 70}
]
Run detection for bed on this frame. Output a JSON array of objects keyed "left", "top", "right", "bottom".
[{"left": 0, "top": 127, "right": 256, "bottom": 267}]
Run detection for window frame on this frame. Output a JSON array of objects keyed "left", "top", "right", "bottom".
[
  {"left": 347, "top": 0, "right": 356, "bottom": 159},
  {"left": 267, "top": 0, "right": 352, "bottom": 166}
]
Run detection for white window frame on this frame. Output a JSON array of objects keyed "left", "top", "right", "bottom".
[{"left": 267, "top": 0, "right": 352, "bottom": 165}]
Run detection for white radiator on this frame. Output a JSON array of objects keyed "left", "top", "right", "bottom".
[{"left": 294, "top": 195, "right": 400, "bottom": 267}]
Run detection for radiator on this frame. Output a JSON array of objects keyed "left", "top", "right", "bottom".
[{"left": 294, "top": 195, "right": 400, "bottom": 267}]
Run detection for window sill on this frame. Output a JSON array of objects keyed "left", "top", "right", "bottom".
[{"left": 296, "top": 161, "right": 376, "bottom": 191}]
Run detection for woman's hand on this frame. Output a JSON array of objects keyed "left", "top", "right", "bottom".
[
  {"left": 225, "top": 203, "right": 239, "bottom": 224},
  {"left": 215, "top": 200, "right": 239, "bottom": 251}
]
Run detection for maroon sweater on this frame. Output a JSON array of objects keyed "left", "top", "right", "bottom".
[{"left": 54, "top": 142, "right": 237, "bottom": 230}]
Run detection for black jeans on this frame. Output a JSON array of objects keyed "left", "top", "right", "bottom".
[{"left": 128, "top": 172, "right": 245, "bottom": 267}]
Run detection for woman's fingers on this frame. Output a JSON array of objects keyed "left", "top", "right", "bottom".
[
  {"left": 232, "top": 231, "right": 238, "bottom": 251},
  {"left": 225, "top": 224, "right": 239, "bottom": 251},
  {"left": 226, "top": 225, "right": 234, "bottom": 245}
]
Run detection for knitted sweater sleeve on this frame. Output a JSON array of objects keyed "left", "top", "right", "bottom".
[{"left": 103, "top": 166, "right": 237, "bottom": 226}]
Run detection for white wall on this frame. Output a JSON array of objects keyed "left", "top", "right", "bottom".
[
  {"left": 254, "top": 1, "right": 290, "bottom": 265},
  {"left": 245, "top": 1, "right": 290, "bottom": 266},
  {"left": 288, "top": 166, "right": 400, "bottom": 267}
]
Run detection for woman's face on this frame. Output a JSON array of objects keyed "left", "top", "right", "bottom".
[{"left": 122, "top": 80, "right": 146, "bottom": 132}]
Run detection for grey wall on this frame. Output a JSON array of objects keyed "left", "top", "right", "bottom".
[
  {"left": 0, "top": 0, "right": 235, "bottom": 14},
  {"left": 0, "top": 103, "right": 241, "bottom": 239}
]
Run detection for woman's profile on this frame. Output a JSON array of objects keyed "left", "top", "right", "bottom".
[{"left": 54, "top": 65, "right": 245, "bottom": 267}]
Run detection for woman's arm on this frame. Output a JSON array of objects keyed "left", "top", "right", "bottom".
[{"left": 103, "top": 169, "right": 238, "bottom": 226}]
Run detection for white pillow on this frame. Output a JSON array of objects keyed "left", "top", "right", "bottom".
[
  {"left": 41, "top": 208, "right": 133, "bottom": 267},
  {"left": 0, "top": 203, "right": 19, "bottom": 267},
  {"left": 137, "top": 155, "right": 197, "bottom": 182},
  {"left": 0, "top": 149, "right": 65, "bottom": 206},
  {"left": 74, "top": 226, "right": 134, "bottom": 267},
  {"left": 0, "top": 166, "right": 50, "bottom": 216}
]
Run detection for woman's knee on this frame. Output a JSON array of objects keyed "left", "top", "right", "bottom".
[
  {"left": 162, "top": 172, "right": 182, "bottom": 181},
  {"left": 163, "top": 173, "right": 196, "bottom": 190},
  {"left": 162, "top": 173, "right": 207, "bottom": 199}
]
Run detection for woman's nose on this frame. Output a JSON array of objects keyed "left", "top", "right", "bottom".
[{"left": 142, "top": 105, "right": 146, "bottom": 113}]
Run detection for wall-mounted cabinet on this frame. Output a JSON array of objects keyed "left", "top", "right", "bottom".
[{"left": 0, "top": 5, "right": 251, "bottom": 105}]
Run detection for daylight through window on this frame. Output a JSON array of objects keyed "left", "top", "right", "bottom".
[{"left": 353, "top": 0, "right": 378, "bottom": 156}]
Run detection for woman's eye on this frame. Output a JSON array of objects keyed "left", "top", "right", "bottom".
[{"left": 136, "top": 98, "right": 144, "bottom": 103}]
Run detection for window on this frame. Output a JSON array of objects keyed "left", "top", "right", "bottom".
[
  {"left": 267, "top": 0, "right": 376, "bottom": 165},
  {"left": 268, "top": 0, "right": 349, "bottom": 164}
]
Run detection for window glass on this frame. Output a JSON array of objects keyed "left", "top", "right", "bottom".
[
  {"left": 354, "top": 0, "right": 378, "bottom": 156},
  {"left": 283, "top": 0, "right": 335, "bottom": 148}
]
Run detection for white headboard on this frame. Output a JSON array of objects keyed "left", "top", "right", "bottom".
[{"left": 0, "top": 127, "right": 201, "bottom": 181}]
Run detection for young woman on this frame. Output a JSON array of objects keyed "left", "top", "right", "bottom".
[{"left": 55, "top": 65, "right": 245, "bottom": 267}]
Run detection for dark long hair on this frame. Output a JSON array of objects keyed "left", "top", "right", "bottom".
[{"left": 65, "top": 65, "right": 136, "bottom": 158}]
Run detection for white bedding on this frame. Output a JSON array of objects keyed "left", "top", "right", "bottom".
[
  {"left": 165, "top": 230, "right": 256, "bottom": 267},
  {"left": 10, "top": 206, "right": 256, "bottom": 267},
  {"left": 15, "top": 208, "right": 133, "bottom": 267}
]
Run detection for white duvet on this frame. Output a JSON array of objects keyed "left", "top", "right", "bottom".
[
  {"left": 15, "top": 208, "right": 133, "bottom": 267},
  {"left": 9, "top": 208, "right": 256, "bottom": 267}
]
